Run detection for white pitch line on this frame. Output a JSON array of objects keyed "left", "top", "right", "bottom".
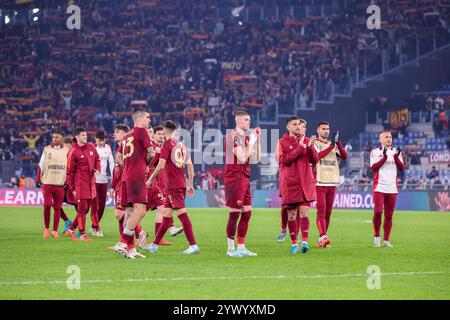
[{"left": 0, "top": 271, "right": 446, "bottom": 286}]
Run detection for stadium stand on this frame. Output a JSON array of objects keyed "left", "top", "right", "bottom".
[{"left": 0, "top": 0, "right": 448, "bottom": 189}]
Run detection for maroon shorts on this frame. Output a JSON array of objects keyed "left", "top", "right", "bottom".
[
  {"left": 224, "top": 176, "right": 251, "bottom": 209},
  {"left": 146, "top": 185, "right": 165, "bottom": 211},
  {"left": 164, "top": 188, "right": 186, "bottom": 210},
  {"left": 121, "top": 180, "right": 147, "bottom": 207},
  {"left": 282, "top": 202, "right": 310, "bottom": 210},
  {"left": 42, "top": 184, "right": 65, "bottom": 208}
]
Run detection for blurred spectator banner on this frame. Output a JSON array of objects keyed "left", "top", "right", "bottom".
[
  {"left": 429, "top": 152, "right": 450, "bottom": 163},
  {"left": 221, "top": 62, "right": 242, "bottom": 70},
  {"left": 389, "top": 108, "right": 409, "bottom": 129},
  {"left": 0, "top": 189, "right": 439, "bottom": 211}
]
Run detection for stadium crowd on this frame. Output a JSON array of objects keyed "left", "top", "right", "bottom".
[{"left": 0, "top": 0, "right": 449, "bottom": 188}]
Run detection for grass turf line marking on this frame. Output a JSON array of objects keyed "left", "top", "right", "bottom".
[{"left": 0, "top": 271, "right": 446, "bottom": 286}]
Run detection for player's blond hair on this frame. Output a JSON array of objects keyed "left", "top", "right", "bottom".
[
  {"left": 235, "top": 110, "right": 249, "bottom": 118},
  {"left": 131, "top": 108, "right": 149, "bottom": 123}
]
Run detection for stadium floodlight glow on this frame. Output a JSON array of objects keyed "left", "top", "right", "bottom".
[
  {"left": 14, "top": 11, "right": 18, "bottom": 16},
  {"left": 32, "top": 8, "right": 40, "bottom": 14},
  {"left": 33, "top": 16, "right": 38, "bottom": 22},
  {"left": 4, "top": 15, "right": 10, "bottom": 24}
]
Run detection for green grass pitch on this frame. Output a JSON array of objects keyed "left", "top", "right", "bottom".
[{"left": 0, "top": 207, "right": 449, "bottom": 300}]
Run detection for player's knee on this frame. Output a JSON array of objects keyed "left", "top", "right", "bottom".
[
  {"left": 373, "top": 209, "right": 383, "bottom": 216},
  {"left": 287, "top": 209, "right": 297, "bottom": 220},
  {"left": 163, "top": 208, "right": 173, "bottom": 218},
  {"left": 298, "top": 209, "right": 309, "bottom": 218},
  {"left": 175, "top": 208, "right": 186, "bottom": 216},
  {"left": 115, "top": 209, "right": 125, "bottom": 220}
]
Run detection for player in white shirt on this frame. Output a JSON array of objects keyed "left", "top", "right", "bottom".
[
  {"left": 370, "top": 131, "right": 405, "bottom": 248},
  {"left": 90, "top": 131, "right": 114, "bottom": 237}
]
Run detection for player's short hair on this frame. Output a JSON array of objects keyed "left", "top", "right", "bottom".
[
  {"left": 154, "top": 125, "right": 164, "bottom": 133},
  {"left": 63, "top": 137, "right": 73, "bottom": 144},
  {"left": 286, "top": 116, "right": 300, "bottom": 125},
  {"left": 114, "top": 124, "right": 130, "bottom": 133},
  {"left": 379, "top": 130, "right": 391, "bottom": 136},
  {"left": 73, "top": 127, "right": 86, "bottom": 137},
  {"left": 95, "top": 131, "right": 106, "bottom": 140},
  {"left": 299, "top": 118, "right": 307, "bottom": 125},
  {"left": 235, "top": 110, "right": 249, "bottom": 118},
  {"left": 317, "top": 121, "right": 329, "bottom": 128},
  {"left": 52, "top": 128, "right": 64, "bottom": 136},
  {"left": 131, "top": 108, "right": 149, "bottom": 123},
  {"left": 163, "top": 120, "right": 177, "bottom": 132}
]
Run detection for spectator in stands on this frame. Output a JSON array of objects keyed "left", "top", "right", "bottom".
[
  {"left": 402, "top": 153, "right": 411, "bottom": 169},
  {"left": 352, "top": 177, "right": 359, "bottom": 192},
  {"left": 215, "top": 175, "right": 221, "bottom": 190},
  {"left": 23, "top": 134, "right": 40, "bottom": 150},
  {"left": 0, "top": 148, "right": 14, "bottom": 160},
  {"left": 418, "top": 176, "right": 428, "bottom": 190},
  {"left": 427, "top": 166, "right": 439, "bottom": 180},
  {"left": 404, "top": 176, "right": 417, "bottom": 190},
  {"left": 359, "top": 174, "right": 370, "bottom": 192},
  {"left": 18, "top": 175, "right": 26, "bottom": 188},
  {"left": 426, "top": 96, "right": 434, "bottom": 113},
  {"left": 9, "top": 177, "right": 18, "bottom": 188},
  {"left": 344, "top": 142, "right": 352, "bottom": 156},
  {"left": 194, "top": 172, "right": 202, "bottom": 190},
  {"left": 433, "top": 175, "right": 443, "bottom": 190},
  {"left": 0, "top": 137, "right": 6, "bottom": 150},
  {"left": 206, "top": 173, "right": 216, "bottom": 190},
  {"left": 201, "top": 174, "right": 209, "bottom": 190},
  {"left": 435, "top": 96, "right": 445, "bottom": 114},
  {"left": 410, "top": 153, "right": 421, "bottom": 165}
]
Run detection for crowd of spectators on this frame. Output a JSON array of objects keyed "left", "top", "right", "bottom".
[
  {"left": 2, "top": 0, "right": 449, "bottom": 150},
  {"left": 0, "top": 0, "right": 449, "bottom": 187}
]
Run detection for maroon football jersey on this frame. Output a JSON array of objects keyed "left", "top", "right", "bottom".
[
  {"left": 160, "top": 137, "right": 189, "bottom": 190},
  {"left": 118, "top": 127, "right": 152, "bottom": 182},
  {"left": 224, "top": 130, "right": 250, "bottom": 178}
]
